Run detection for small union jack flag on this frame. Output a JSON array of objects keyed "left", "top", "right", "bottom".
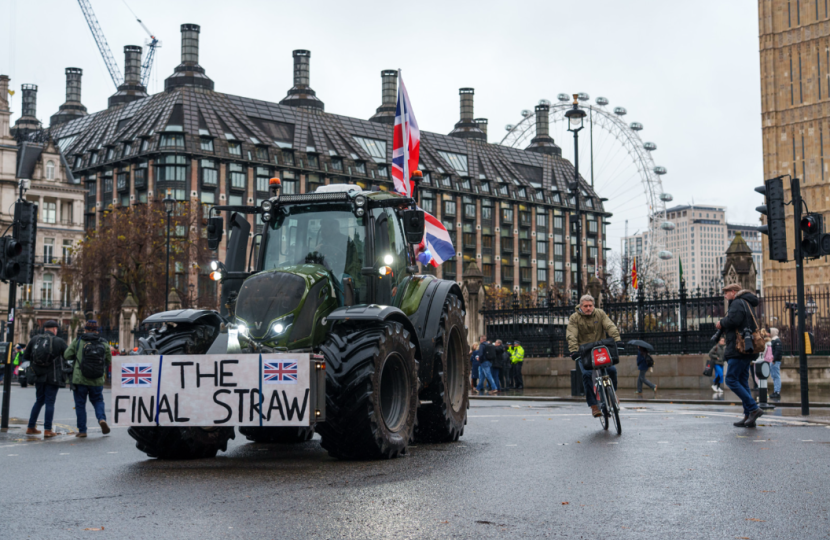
[
  {"left": 263, "top": 360, "right": 298, "bottom": 384},
  {"left": 121, "top": 363, "right": 153, "bottom": 387}
]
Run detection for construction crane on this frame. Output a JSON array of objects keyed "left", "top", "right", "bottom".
[
  {"left": 76, "top": 0, "right": 160, "bottom": 90},
  {"left": 77, "top": 0, "right": 122, "bottom": 89}
]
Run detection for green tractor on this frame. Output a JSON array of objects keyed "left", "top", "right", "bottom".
[{"left": 127, "top": 184, "right": 470, "bottom": 459}]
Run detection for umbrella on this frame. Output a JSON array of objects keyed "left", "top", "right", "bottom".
[{"left": 626, "top": 339, "right": 655, "bottom": 352}]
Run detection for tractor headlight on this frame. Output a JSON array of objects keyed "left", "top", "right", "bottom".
[
  {"left": 354, "top": 195, "right": 366, "bottom": 207},
  {"left": 356, "top": 208, "right": 365, "bottom": 217},
  {"left": 383, "top": 254, "right": 394, "bottom": 265},
  {"left": 273, "top": 323, "right": 285, "bottom": 334},
  {"left": 261, "top": 200, "right": 273, "bottom": 213},
  {"left": 262, "top": 212, "right": 271, "bottom": 222},
  {"left": 210, "top": 260, "right": 219, "bottom": 271},
  {"left": 237, "top": 324, "right": 248, "bottom": 336}
]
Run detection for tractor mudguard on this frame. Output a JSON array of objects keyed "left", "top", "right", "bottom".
[
  {"left": 142, "top": 309, "right": 225, "bottom": 327},
  {"left": 326, "top": 304, "right": 422, "bottom": 364},
  {"left": 407, "top": 279, "right": 465, "bottom": 386}
]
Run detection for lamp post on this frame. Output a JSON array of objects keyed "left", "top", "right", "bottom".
[
  {"left": 565, "top": 94, "right": 587, "bottom": 300},
  {"left": 162, "top": 188, "right": 176, "bottom": 312},
  {"left": 188, "top": 283, "right": 195, "bottom": 308}
]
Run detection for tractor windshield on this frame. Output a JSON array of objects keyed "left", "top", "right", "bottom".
[{"left": 262, "top": 204, "right": 366, "bottom": 300}]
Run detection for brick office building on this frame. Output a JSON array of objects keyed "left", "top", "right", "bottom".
[
  {"left": 43, "top": 24, "right": 608, "bottom": 313},
  {"left": 759, "top": 1, "right": 830, "bottom": 295}
]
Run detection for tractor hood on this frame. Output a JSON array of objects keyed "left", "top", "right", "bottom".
[{"left": 234, "top": 264, "right": 336, "bottom": 348}]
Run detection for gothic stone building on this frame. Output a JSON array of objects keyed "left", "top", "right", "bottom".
[{"left": 45, "top": 24, "right": 608, "bottom": 313}]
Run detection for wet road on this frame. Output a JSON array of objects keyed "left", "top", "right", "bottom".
[{"left": 2, "top": 386, "right": 829, "bottom": 539}]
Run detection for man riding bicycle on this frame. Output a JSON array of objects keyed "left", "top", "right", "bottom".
[{"left": 566, "top": 294, "right": 621, "bottom": 418}]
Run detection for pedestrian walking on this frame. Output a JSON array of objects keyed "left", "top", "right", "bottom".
[
  {"left": 493, "top": 339, "right": 510, "bottom": 392},
  {"left": 12, "top": 343, "right": 23, "bottom": 379},
  {"left": 65, "top": 320, "right": 112, "bottom": 438},
  {"left": 25, "top": 321, "right": 69, "bottom": 438},
  {"left": 768, "top": 327, "right": 783, "bottom": 399},
  {"left": 716, "top": 284, "right": 763, "bottom": 428},
  {"left": 475, "top": 335, "right": 498, "bottom": 395},
  {"left": 635, "top": 346, "right": 656, "bottom": 394},
  {"left": 509, "top": 340, "right": 525, "bottom": 390},
  {"left": 470, "top": 347, "right": 481, "bottom": 392},
  {"left": 708, "top": 337, "right": 725, "bottom": 393}
]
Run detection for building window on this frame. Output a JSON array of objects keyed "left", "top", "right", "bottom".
[
  {"left": 537, "top": 212, "right": 547, "bottom": 228},
  {"left": 444, "top": 199, "right": 456, "bottom": 216},
  {"left": 41, "top": 202, "right": 56, "bottom": 224},
  {"left": 256, "top": 167, "right": 271, "bottom": 193},
  {"left": 43, "top": 238, "right": 55, "bottom": 263},
  {"left": 62, "top": 240, "right": 73, "bottom": 264},
  {"left": 256, "top": 147, "right": 269, "bottom": 161},
  {"left": 229, "top": 163, "right": 246, "bottom": 190},
  {"left": 352, "top": 136, "right": 387, "bottom": 161},
  {"left": 437, "top": 151, "right": 469, "bottom": 174},
  {"left": 421, "top": 190, "right": 435, "bottom": 213},
  {"left": 42, "top": 274, "right": 54, "bottom": 306},
  {"left": 502, "top": 208, "right": 513, "bottom": 223},
  {"left": 355, "top": 161, "right": 366, "bottom": 175},
  {"left": 156, "top": 155, "right": 186, "bottom": 182},
  {"left": 377, "top": 164, "right": 389, "bottom": 178},
  {"left": 106, "top": 147, "right": 114, "bottom": 161},
  {"left": 140, "top": 139, "right": 149, "bottom": 152},
  {"left": 200, "top": 138, "right": 214, "bottom": 152},
  {"left": 331, "top": 157, "right": 343, "bottom": 172},
  {"left": 122, "top": 142, "right": 132, "bottom": 157},
  {"left": 117, "top": 171, "right": 128, "bottom": 191},
  {"left": 134, "top": 167, "right": 146, "bottom": 189},
  {"left": 160, "top": 134, "right": 184, "bottom": 149},
  {"left": 537, "top": 268, "right": 547, "bottom": 283},
  {"left": 228, "top": 141, "right": 241, "bottom": 156},
  {"left": 45, "top": 160, "right": 55, "bottom": 180},
  {"left": 104, "top": 177, "right": 113, "bottom": 193},
  {"left": 201, "top": 160, "right": 217, "bottom": 186},
  {"left": 537, "top": 241, "right": 547, "bottom": 255},
  {"left": 307, "top": 154, "right": 319, "bottom": 169},
  {"left": 464, "top": 203, "right": 476, "bottom": 219},
  {"left": 281, "top": 150, "right": 295, "bottom": 166}
]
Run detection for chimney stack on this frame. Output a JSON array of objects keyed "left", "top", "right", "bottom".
[
  {"left": 164, "top": 24, "right": 214, "bottom": 92},
  {"left": 525, "top": 103, "right": 561, "bottom": 156},
  {"left": 448, "top": 88, "right": 486, "bottom": 141},
  {"left": 108, "top": 46, "right": 149, "bottom": 108},
  {"left": 370, "top": 70, "right": 397, "bottom": 124},
  {"left": 12, "top": 83, "right": 41, "bottom": 136},
  {"left": 50, "top": 68, "right": 88, "bottom": 127},
  {"left": 279, "top": 49, "right": 324, "bottom": 112},
  {"left": 474, "top": 118, "right": 488, "bottom": 139}
]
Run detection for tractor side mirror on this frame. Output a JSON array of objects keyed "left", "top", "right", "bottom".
[
  {"left": 207, "top": 216, "right": 224, "bottom": 251},
  {"left": 402, "top": 209, "right": 424, "bottom": 244}
]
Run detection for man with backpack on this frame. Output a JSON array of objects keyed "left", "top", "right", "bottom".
[
  {"left": 64, "top": 320, "right": 112, "bottom": 438},
  {"left": 25, "top": 321, "right": 69, "bottom": 438}
]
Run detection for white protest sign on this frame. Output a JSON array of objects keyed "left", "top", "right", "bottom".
[{"left": 112, "top": 354, "right": 316, "bottom": 427}]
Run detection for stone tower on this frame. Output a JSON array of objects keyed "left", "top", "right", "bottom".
[{"left": 722, "top": 231, "right": 757, "bottom": 294}]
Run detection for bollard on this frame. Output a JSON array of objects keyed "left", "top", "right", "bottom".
[
  {"left": 755, "top": 360, "right": 775, "bottom": 410},
  {"left": 570, "top": 369, "right": 585, "bottom": 397}
]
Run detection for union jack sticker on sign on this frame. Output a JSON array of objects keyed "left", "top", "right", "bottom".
[
  {"left": 121, "top": 363, "right": 153, "bottom": 387},
  {"left": 263, "top": 360, "right": 298, "bottom": 384}
]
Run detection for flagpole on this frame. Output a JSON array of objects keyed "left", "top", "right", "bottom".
[{"left": 398, "top": 69, "right": 409, "bottom": 197}]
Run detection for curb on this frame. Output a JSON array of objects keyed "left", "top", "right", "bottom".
[{"left": 468, "top": 394, "right": 830, "bottom": 408}]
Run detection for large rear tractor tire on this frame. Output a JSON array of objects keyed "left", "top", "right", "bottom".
[
  {"left": 415, "top": 294, "right": 470, "bottom": 443},
  {"left": 128, "top": 321, "right": 235, "bottom": 460},
  {"left": 317, "top": 321, "right": 419, "bottom": 460},
  {"left": 238, "top": 426, "right": 314, "bottom": 444}
]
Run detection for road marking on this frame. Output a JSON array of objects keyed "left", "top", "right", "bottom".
[
  {"left": 107, "top": 451, "right": 118, "bottom": 454},
  {"left": 506, "top": 444, "right": 517, "bottom": 446},
  {"left": 707, "top": 441, "right": 718, "bottom": 443},
  {"left": 59, "top": 453, "right": 70, "bottom": 455},
  {"left": 8, "top": 454, "right": 17, "bottom": 456},
  {"left": 802, "top": 440, "right": 814, "bottom": 442},
  {"left": 491, "top": 420, "right": 499, "bottom": 422},
  {"left": 607, "top": 442, "right": 618, "bottom": 445},
  {"left": 658, "top": 441, "right": 669, "bottom": 444}
]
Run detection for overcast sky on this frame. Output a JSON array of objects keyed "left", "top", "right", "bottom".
[{"left": 1, "top": 0, "right": 763, "bottom": 233}]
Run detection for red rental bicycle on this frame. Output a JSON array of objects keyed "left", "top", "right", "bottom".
[{"left": 578, "top": 340, "right": 622, "bottom": 435}]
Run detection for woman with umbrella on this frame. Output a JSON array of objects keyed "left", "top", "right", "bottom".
[{"left": 630, "top": 340, "right": 657, "bottom": 395}]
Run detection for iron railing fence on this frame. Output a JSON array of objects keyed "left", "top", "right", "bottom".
[{"left": 483, "top": 285, "right": 740, "bottom": 357}]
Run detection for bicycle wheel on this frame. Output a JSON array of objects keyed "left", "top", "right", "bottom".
[
  {"left": 598, "top": 386, "right": 609, "bottom": 431},
  {"left": 607, "top": 384, "right": 622, "bottom": 435}
]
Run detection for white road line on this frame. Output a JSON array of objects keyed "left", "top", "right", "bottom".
[
  {"left": 59, "top": 453, "right": 70, "bottom": 455},
  {"left": 607, "top": 442, "right": 618, "bottom": 445},
  {"left": 506, "top": 444, "right": 517, "bottom": 446},
  {"left": 801, "top": 440, "right": 814, "bottom": 442},
  {"left": 107, "top": 451, "right": 118, "bottom": 454},
  {"left": 707, "top": 441, "right": 719, "bottom": 443},
  {"left": 8, "top": 454, "right": 18, "bottom": 456},
  {"left": 658, "top": 441, "right": 669, "bottom": 444}
]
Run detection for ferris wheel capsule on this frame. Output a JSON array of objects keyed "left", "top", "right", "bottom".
[
  {"left": 505, "top": 124, "right": 515, "bottom": 131},
  {"left": 521, "top": 109, "right": 531, "bottom": 117},
  {"left": 629, "top": 122, "right": 643, "bottom": 131},
  {"left": 660, "top": 193, "right": 674, "bottom": 202},
  {"left": 538, "top": 99, "right": 551, "bottom": 106},
  {"left": 653, "top": 166, "right": 667, "bottom": 175},
  {"left": 644, "top": 142, "right": 657, "bottom": 151},
  {"left": 596, "top": 97, "right": 609, "bottom": 106},
  {"left": 614, "top": 107, "right": 627, "bottom": 116},
  {"left": 577, "top": 92, "right": 590, "bottom": 101},
  {"left": 660, "top": 221, "right": 676, "bottom": 231},
  {"left": 658, "top": 250, "right": 673, "bottom": 260},
  {"left": 557, "top": 93, "right": 570, "bottom": 102}
]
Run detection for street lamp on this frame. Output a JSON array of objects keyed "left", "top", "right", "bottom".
[
  {"left": 565, "top": 94, "right": 587, "bottom": 299},
  {"left": 163, "top": 188, "right": 176, "bottom": 312}
]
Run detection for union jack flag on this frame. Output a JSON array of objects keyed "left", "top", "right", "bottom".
[
  {"left": 263, "top": 360, "right": 298, "bottom": 384},
  {"left": 391, "top": 70, "right": 420, "bottom": 198},
  {"left": 391, "top": 71, "right": 454, "bottom": 266},
  {"left": 121, "top": 363, "right": 153, "bottom": 387}
]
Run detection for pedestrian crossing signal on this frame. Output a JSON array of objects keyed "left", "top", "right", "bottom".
[{"left": 0, "top": 237, "right": 21, "bottom": 282}]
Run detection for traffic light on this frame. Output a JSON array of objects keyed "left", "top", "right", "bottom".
[
  {"left": 755, "top": 177, "right": 788, "bottom": 262},
  {"left": 0, "top": 237, "right": 21, "bottom": 282},
  {"left": 801, "top": 214, "right": 824, "bottom": 258},
  {"left": 12, "top": 200, "right": 37, "bottom": 284}
]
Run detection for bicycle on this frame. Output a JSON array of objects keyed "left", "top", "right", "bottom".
[{"left": 576, "top": 340, "right": 622, "bottom": 435}]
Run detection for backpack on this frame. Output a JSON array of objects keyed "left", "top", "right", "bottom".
[
  {"left": 31, "top": 335, "right": 54, "bottom": 371},
  {"left": 484, "top": 342, "right": 496, "bottom": 362},
  {"left": 80, "top": 338, "right": 107, "bottom": 379},
  {"left": 763, "top": 343, "right": 773, "bottom": 363}
]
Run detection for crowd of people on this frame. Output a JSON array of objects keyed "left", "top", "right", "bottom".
[
  {"left": 469, "top": 336, "right": 524, "bottom": 394},
  {"left": 22, "top": 319, "right": 113, "bottom": 439}
]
